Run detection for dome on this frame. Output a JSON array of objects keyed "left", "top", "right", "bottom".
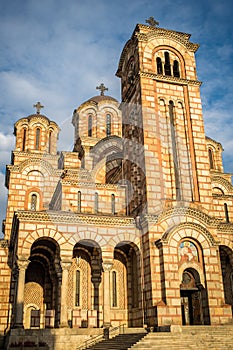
[{"left": 87, "top": 95, "right": 118, "bottom": 103}]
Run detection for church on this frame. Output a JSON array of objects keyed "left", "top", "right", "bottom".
[{"left": 0, "top": 19, "right": 233, "bottom": 349}]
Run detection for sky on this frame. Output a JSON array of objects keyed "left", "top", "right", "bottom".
[{"left": 0, "top": 0, "right": 233, "bottom": 231}]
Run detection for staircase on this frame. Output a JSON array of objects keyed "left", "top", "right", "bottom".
[
  {"left": 131, "top": 325, "right": 233, "bottom": 350},
  {"left": 85, "top": 332, "right": 146, "bottom": 350}
]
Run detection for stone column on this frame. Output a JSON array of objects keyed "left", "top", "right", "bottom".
[
  {"left": 60, "top": 260, "right": 72, "bottom": 327},
  {"left": 14, "top": 258, "right": 29, "bottom": 328},
  {"left": 102, "top": 262, "right": 113, "bottom": 327}
]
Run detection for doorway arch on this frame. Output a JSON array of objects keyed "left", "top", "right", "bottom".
[{"left": 180, "top": 268, "right": 210, "bottom": 325}]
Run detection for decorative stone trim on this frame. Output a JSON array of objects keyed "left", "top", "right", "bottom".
[
  {"left": 139, "top": 71, "right": 202, "bottom": 86},
  {"left": 7, "top": 158, "right": 61, "bottom": 176},
  {"left": 146, "top": 206, "right": 221, "bottom": 226},
  {"left": 15, "top": 210, "right": 135, "bottom": 227},
  {"left": 217, "top": 222, "right": 233, "bottom": 233},
  {"left": 0, "top": 239, "right": 9, "bottom": 248}
]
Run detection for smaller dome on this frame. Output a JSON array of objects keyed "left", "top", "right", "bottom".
[{"left": 87, "top": 95, "right": 118, "bottom": 103}]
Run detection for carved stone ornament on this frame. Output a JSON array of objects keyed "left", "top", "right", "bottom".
[{"left": 102, "top": 262, "right": 113, "bottom": 272}]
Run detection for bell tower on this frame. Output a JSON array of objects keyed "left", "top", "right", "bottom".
[{"left": 116, "top": 19, "right": 213, "bottom": 215}]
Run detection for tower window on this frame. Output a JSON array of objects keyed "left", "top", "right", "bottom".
[
  {"left": 35, "top": 128, "right": 41, "bottom": 150},
  {"left": 94, "top": 192, "right": 99, "bottom": 213},
  {"left": 164, "top": 52, "right": 171, "bottom": 76},
  {"left": 48, "top": 131, "right": 52, "bottom": 153},
  {"left": 208, "top": 148, "right": 214, "bottom": 169},
  {"left": 77, "top": 191, "right": 81, "bottom": 212},
  {"left": 111, "top": 194, "right": 115, "bottom": 214},
  {"left": 31, "top": 194, "right": 38, "bottom": 211},
  {"left": 156, "top": 57, "right": 163, "bottom": 74},
  {"left": 75, "top": 270, "right": 81, "bottom": 306},
  {"left": 22, "top": 128, "right": 27, "bottom": 151},
  {"left": 88, "top": 115, "right": 93, "bottom": 137},
  {"left": 224, "top": 203, "right": 229, "bottom": 223},
  {"left": 112, "top": 271, "right": 117, "bottom": 307},
  {"left": 173, "top": 60, "right": 180, "bottom": 78},
  {"left": 106, "top": 114, "right": 112, "bottom": 137}
]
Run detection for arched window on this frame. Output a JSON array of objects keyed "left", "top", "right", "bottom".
[
  {"left": 156, "top": 57, "right": 163, "bottom": 74},
  {"left": 77, "top": 191, "right": 81, "bottom": 212},
  {"left": 75, "top": 270, "right": 81, "bottom": 306},
  {"left": 22, "top": 128, "right": 27, "bottom": 151},
  {"left": 88, "top": 115, "right": 93, "bottom": 137},
  {"left": 48, "top": 131, "right": 52, "bottom": 153},
  {"left": 224, "top": 203, "right": 229, "bottom": 223},
  {"left": 35, "top": 128, "right": 41, "bottom": 150},
  {"left": 106, "top": 114, "right": 112, "bottom": 137},
  {"left": 208, "top": 148, "right": 214, "bottom": 169},
  {"left": 173, "top": 60, "right": 180, "bottom": 77},
  {"left": 164, "top": 52, "right": 171, "bottom": 76},
  {"left": 94, "top": 192, "right": 99, "bottom": 213},
  {"left": 31, "top": 194, "right": 38, "bottom": 211},
  {"left": 112, "top": 271, "right": 117, "bottom": 307},
  {"left": 111, "top": 194, "right": 115, "bottom": 215}
]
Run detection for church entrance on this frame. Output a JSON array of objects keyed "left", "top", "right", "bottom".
[{"left": 180, "top": 269, "right": 203, "bottom": 325}]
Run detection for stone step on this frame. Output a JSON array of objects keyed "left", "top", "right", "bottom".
[
  {"left": 86, "top": 333, "right": 146, "bottom": 350},
  {"left": 131, "top": 326, "right": 233, "bottom": 350}
]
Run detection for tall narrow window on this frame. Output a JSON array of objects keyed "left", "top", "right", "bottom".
[
  {"left": 22, "top": 128, "right": 27, "bottom": 151},
  {"left": 106, "top": 114, "right": 111, "bottom": 137},
  {"left": 77, "top": 191, "right": 81, "bottom": 212},
  {"left": 31, "top": 194, "right": 37, "bottom": 211},
  {"left": 48, "top": 131, "right": 52, "bottom": 154},
  {"left": 156, "top": 57, "right": 163, "bottom": 74},
  {"left": 164, "top": 52, "right": 171, "bottom": 76},
  {"left": 208, "top": 148, "right": 214, "bottom": 169},
  {"left": 169, "top": 101, "right": 181, "bottom": 200},
  {"left": 88, "top": 115, "right": 93, "bottom": 137},
  {"left": 111, "top": 194, "right": 115, "bottom": 215},
  {"left": 35, "top": 128, "right": 41, "bottom": 150},
  {"left": 224, "top": 203, "right": 229, "bottom": 223},
  {"left": 112, "top": 271, "right": 117, "bottom": 307},
  {"left": 75, "top": 270, "right": 81, "bottom": 306},
  {"left": 173, "top": 60, "right": 180, "bottom": 77},
  {"left": 94, "top": 192, "right": 99, "bottom": 213}
]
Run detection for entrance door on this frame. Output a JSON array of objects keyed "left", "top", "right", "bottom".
[{"left": 181, "top": 290, "right": 202, "bottom": 325}]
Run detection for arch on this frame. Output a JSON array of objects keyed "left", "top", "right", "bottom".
[
  {"left": 152, "top": 45, "right": 186, "bottom": 78},
  {"left": 67, "top": 231, "right": 108, "bottom": 248},
  {"left": 19, "top": 158, "right": 56, "bottom": 176},
  {"left": 24, "top": 187, "right": 43, "bottom": 210},
  {"left": 162, "top": 222, "right": 216, "bottom": 248},
  {"left": 211, "top": 176, "right": 233, "bottom": 194},
  {"left": 18, "top": 228, "right": 73, "bottom": 258}
]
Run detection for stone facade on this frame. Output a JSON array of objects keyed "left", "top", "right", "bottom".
[{"left": 1, "top": 22, "right": 233, "bottom": 348}]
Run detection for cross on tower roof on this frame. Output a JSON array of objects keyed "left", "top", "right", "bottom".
[
  {"left": 146, "top": 17, "right": 159, "bottom": 27},
  {"left": 96, "top": 83, "right": 108, "bottom": 96},
  {"left": 33, "top": 101, "right": 44, "bottom": 114}
]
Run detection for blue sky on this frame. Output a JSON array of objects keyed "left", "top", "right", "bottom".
[{"left": 0, "top": 0, "right": 233, "bottom": 229}]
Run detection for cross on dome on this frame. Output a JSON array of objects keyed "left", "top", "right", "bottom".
[
  {"left": 146, "top": 17, "right": 159, "bottom": 27},
  {"left": 33, "top": 101, "right": 44, "bottom": 114},
  {"left": 96, "top": 83, "right": 108, "bottom": 96}
]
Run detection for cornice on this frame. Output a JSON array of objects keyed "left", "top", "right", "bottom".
[
  {"left": 217, "top": 223, "right": 233, "bottom": 233},
  {"left": 15, "top": 210, "right": 135, "bottom": 227},
  {"left": 135, "top": 25, "right": 199, "bottom": 52},
  {"left": 139, "top": 71, "right": 202, "bottom": 86}
]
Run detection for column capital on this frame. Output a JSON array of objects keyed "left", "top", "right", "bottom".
[
  {"left": 102, "top": 261, "right": 113, "bottom": 272},
  {"left": 17, "top": 258, "right": 30, "bottom": 270},
  {"left": 61, "top": 259, "right": 72, "bottom": 271}
]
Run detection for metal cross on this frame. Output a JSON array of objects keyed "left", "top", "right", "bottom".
[
  {"left": 33, "top": 101, "right": 44, "bottom": 114},
  {"left": 96, "top": 83, "right": 108, "bottom": 96},
  {"left": 146, "top": 17, "right": 159, "bottom": 27}
]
